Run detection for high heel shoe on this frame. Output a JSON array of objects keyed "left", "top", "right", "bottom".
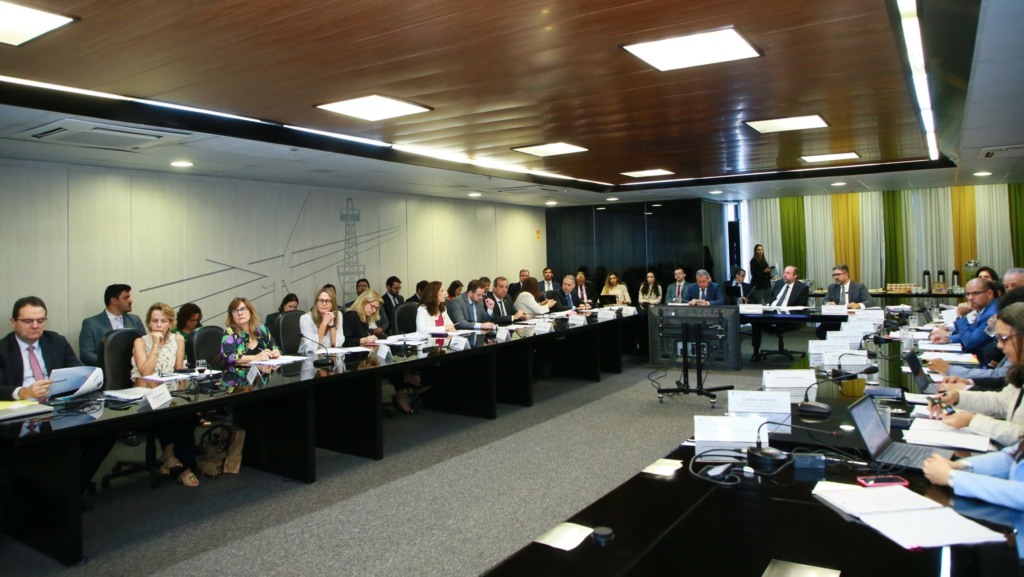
[{"left": 392, "top": 393, "right": 414, "bottom": 415}]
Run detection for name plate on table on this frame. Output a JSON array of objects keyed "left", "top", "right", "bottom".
[
  {"left": 693, "top": 415, "right": 766, "bottom": 461},
  {"left": 762, "top": 369, "right": 817, "bottom": 403},
  {"left": 826, "top": 331, "right": 865, "bottom": 350},
  {"left": 739, "top": 304, "right": 764, "bottom": 314},
  {"left": 448, "top": 336, "right": 469, "bottom": 351},
  {"left": 820, "top": 304, "right": 849, "bottom": 316},
  {"left": 822, "top": 349, "right": 868, "bottom": 370},
  {"left": 496, "top": 327, "right": 511, "bottom": 342},
  {"left": 841, "top": 321, "right": 877, "bottom": 336},
  {"left": 621, "top": 306, "right": 637, "bottom": 317},
  {"left": 567, "top": 315, "right": 586, "bottom": 328},
  {"left": 728, "top": 390, "right": 792, "bottom": 434},
  {"left": 808, "top": 340, "right": 850, "bottom": 366},
  {"left": 852, "top": 308, "right": 885, "bottom": 323},
  {"left": 596, "top": 309, "right": 616, "bottom": 321},
  {"left": 143, "top": 384, "right": 172, "bottom": 409},
  {"left": 375, "top": 343, "right": 392, "bottom": 362},
  {"left": 533, "top": 321, "right": 554, "bottom": 334}
]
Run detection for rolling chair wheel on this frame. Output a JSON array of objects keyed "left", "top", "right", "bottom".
[{"left": 658, "top": 394, "right": 665, "bottom": 403}]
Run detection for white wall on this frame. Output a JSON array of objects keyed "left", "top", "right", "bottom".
[{"left": 0, "top": 159, "right": 548, "bottom": 354}]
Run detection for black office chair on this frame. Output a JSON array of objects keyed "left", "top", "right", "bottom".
[
  {"left": 760, "top": 323, "right": 806, "bottom": 361},
  {"left": 278, "top": 310, "right": 304, "bottom": 354},
  {"left": 265, "top": 312, "right": 282, "bottom": 349},
  {"left": 98, "top": 329, "right": 163, "bottom": 489},
  {"left": 190, "top": 325, "right": 225, "bottom": 368},
  {"left": 395, "top": 301, "right": 419, "bottom": 334}
]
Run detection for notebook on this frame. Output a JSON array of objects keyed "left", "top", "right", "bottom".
[
  {"left": 0, "top": 400, "right": 53, "bottom": 422},
  {"left": 849, "top": 396, "right": 953, "bottom": 470}
]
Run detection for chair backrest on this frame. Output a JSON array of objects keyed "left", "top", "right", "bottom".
[
  {"left": 98, "top": 328, "right": 143, "bottom": 391},
  {"left": 278, "top": 310, "right": 305, "bottom": 355},
  {"left": 190, "top": 325, "right": 226, "bottom": 367},
  {"left": 396, "top": 301, "right": 420, "bottom": 334},
  {"left": 265, "top": 312, "right": 282, "bottom": 349}
]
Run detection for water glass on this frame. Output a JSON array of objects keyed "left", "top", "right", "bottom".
[{"left": 908, "top": 315, "right": 919, "bottom": 328}]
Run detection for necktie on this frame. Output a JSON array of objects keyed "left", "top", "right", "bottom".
[
  {"left": 700, "top": 289, "right": 706, "bottom": 301},
  {"left": 776, "top": 285, "right": 790, "bottom": 307},
  {"left": 469, "top": 300, "right": 477, "bottom": 322},
  {"left": 581, "top": 285, "right": 587, "bottom": 301},
  {"left": 676, "top": 284, "right": 682, "bottom": 300},
  {"left": 566, "top": 292, "right": 573, "bottom": 306},
  {"left": 498, "top": 300, "right": 506, "bottom": 317},
  {"left": 27, "top": 345, "right": 45, "bottom": 381},
  {"left": 840, "top": 286, "right": 847, "bottom": 305}
]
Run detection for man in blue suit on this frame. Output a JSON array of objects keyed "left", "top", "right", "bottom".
[
  {"left": 547, "top": 275, "right": 584, "bottom": 312},
  {"left": 79, "top": 284, "right": 144, "bottom": 366},
  {"left": 683, "top": 270, "right": 725, "bottom": 306}
]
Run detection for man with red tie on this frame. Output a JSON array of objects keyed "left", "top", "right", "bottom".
[{"left": 664, "top": 267, "right": 690, "bottom": 304}]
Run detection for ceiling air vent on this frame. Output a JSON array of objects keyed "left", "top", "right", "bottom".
[
  {"left": 977, "top": 145, "right": 1024, "bottom": 159},
  {"left": 11, "top": 118, "right": 192, "bottom": 151}
]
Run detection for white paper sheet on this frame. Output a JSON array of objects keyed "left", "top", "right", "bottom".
[
  {"left": 859, "top": 507, "right": 1005, "bottom": 549},
  {"left": 534, "top": 522, "right": 594, "bottom": 551}
]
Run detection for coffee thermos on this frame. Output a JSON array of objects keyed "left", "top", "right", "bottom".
[{"left": 921, "top": 270, "right": 931, "bottom": 293}]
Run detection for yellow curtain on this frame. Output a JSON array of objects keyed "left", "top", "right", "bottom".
[
  {"left": 950, "top": 186, "right": 977, "bottom": 274},
  {"left": 831, "top": 193, "right": 861, "bottom": 281}
]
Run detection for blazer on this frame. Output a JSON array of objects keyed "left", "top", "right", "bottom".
[
  {"left": 446, "top": 293, "right": 489, "bottom": 329},
  {"left": 79, "top": 310, "right": 144, "bottom": 366},
  {"left": 0, "top": 331, "right": 81, "bottom": 399},
  {"left": 406, "top": 294, "right": 420, "bottom": 304},
  {"left": 546, "top": 289, "right": 581, "bottom": 312},
  {"left": 488, "top": 294, "right": 518, "bottom": 325},
  {"left": 766, "top": 280, "right": 810, "bottom": 307},
  {"left": 538, "top": 279, "right": 557, "bottom": 294},
  {"left": 508, "top": 282, "right": 524, "bottom": 301},
  {"left": 664, "top": 281, "right": 690, "bottom": 304},
  {"left": 825, "top": 281, "right": 875, "bottom": 308},
  {"left": 725, "top": 281, "right": 753, "bottom": 304},
  {"left": 951, "top": 299, "right": 999, "bottom": 360},
  {"left": 381, "top": 293, "right": 405, "bottom": 332},
  {"left": 683, "top": 282, "right": 725, "bottom": 306},
  {"left": 574, "top": 281, "right": 595, "bottom": 304},
  {"left": 341, "top": 310, "right": 373, "bottom": 347}
]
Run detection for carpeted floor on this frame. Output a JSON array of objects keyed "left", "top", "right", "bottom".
[{"left": 1, "top": 327, "right": 816, "bottom": 577}]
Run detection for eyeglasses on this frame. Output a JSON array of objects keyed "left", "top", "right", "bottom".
[
  {"left": 365, "top": 302, "right": 379, "bottom": 311},
  {"left": 832, "top": 272, "right": 847, "bottom": 277},
  {"left": 995, "top": 332, "right": 1016, "bottom": 343},
  {"left": 316, "top": 298, "right": 333, "bottom": 305},
  {"left": 16, "top": 317, "right": 46, "bottom": 326},
  {"left": 231, "top": 307, "right": 249, "bottom": 315}
]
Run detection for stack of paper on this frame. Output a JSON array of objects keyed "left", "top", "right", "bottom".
[
  {"left": 903, "top": 418, "right": 994, "bottom": 452},
  {"left": 762, "top": 369, "right": 817, "bottom": 403},
  {"left": 918, "top": 342, "right": 963, "bottom": 352},
  {"left": 920, "top": 352, "right": 978, "bottom": 365}
]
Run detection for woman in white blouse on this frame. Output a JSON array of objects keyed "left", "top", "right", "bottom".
[
  {"left": 602, "top": 272, "right": 631, "bottom": 305},
  {"left": 638, "top": 271, "right": 662, "bottom": 307},
  {"left": 299, "top": 288, "right": 342, "bottom": 354},
  {"left": 416, "top": 281, "right": 456, "bottom": 333},
  {"left": 513, "top": 277, "right": 555, "bottom": 316}
]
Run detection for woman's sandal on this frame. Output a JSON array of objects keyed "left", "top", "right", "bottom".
[
  {"left": 160, "top": 456, "right": 184, "bottom": 476},
  {"left": 178, "top": 470, "right": 200, "bottom": 487}
]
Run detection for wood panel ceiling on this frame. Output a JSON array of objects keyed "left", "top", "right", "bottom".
[{"left": 0, "top": 0, "right": 932, "bottom": 188}]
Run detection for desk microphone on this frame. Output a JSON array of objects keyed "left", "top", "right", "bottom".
[
  {"left": 747, "top": 420, "right": 845, "bottom": 472},
  {"left": 798, "top": 366, "right": 878, "bottom": 419},
  {"left": 300, "top": 335, "right": 335, "bottom": 369}
]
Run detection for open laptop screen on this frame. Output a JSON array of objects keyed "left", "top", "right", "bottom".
[{"left": 848, "top": 396, "right": 892, "bottom": 459}]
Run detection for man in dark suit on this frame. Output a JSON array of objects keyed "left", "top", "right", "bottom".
[
  {"left": 574, "top": 271, "right": 595, "bottom": 306},
  {"left": 547, "top": 275, "right": 584, "bottom": 312},
  {"left": 406, "top": 280, "right": 427, "bottom": 304},
  {"left": 488, "top": 276, "right": 525, "bottom": 324},
  {"left": 816, "top": 264, "right": 876, "bottom": 338},
  {"left": 752, "top": 265, "right": 810, "bottom": 361},
  {"left": 664, "top": 267, "right": 689, "bottom": 304},
  {"left": 539, "top": 267, "right": 557, "bottom": 294},
  {"left": 725, "top": 268, "right": 754, "bottom": 305},
  {"left": 683, "top": 269, "right": 725, "bottom": 306},
  {"left": 381, "top": 276, "right": 405, "bottom": 331},
  {"left": 79, "top": 283, "right": 144, "bottom": 366},
  {"left": 447, "top": 280, "right": 497, "bottom": 331},
  {"left": 508, "top": 269, "right": 529, "bottom": 301},
  {"left": 2, "top": 296, "right": 114, "bottom": 497}
]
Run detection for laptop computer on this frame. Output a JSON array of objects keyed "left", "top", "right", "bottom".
[
  {"left": 848, "top": 396, "right": 953, "bottom": 470},
  {"left": 903, "top": 352, "right": 939, "bottom": 394},
  {"left": 597, "top": 295, "right": 619, "bottom": 306}
]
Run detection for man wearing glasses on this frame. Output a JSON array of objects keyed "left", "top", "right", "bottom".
[
  {"left": 930, "top": 277, "right": 999, "bottom": 364},
  {"left": 0, "top": 296, "right": 80, "bottom": 400},
  {"left": 816, "top": 265, "right": 876, "bottom": 339}
]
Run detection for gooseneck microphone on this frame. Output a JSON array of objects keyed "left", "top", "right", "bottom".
[
  {"left": 798, "top": 366, "right": 879, "bottom": 419},
  {"left": 301, "top": 334, "right": 335, "bottom": 368},
  {"left": 747, "top": 420, "right": 845, "bottom": 472}
]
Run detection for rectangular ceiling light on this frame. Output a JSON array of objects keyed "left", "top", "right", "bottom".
[
  {"left": 0, "top": 1, "right": 73, "bottom": 46},
  {"left": 318, "top": 95, "right": 430, "bottom": 121},
  {"left": 512, "top": 142, "right": 588, "bottom": 157},
  {"left": 621, "top": 169, "right": 675, "bottom": 178},
  {"left": 745, "top": 115, "right": 828, "bottom": 134},
  {"left": 624, "top": 27, "right": 759, "bottom": 72},
  {"left": 800, "top": 152, "right": 860, "bottom": 163}
]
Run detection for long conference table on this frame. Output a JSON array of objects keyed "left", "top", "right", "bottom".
[
  {"left": 0, "top": 313, "right": 640, "bottom": 565},
  {"left": 484, "top": 399, "right": 1023, "bottom": 577}
]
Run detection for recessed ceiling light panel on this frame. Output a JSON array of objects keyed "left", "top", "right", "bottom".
[
  {"left": 800, "top": 152, "right": 860, "bottom": 163},
  {"left": 708, "top": 190, "right": 724, "bottom": 195},
  {"left": 318, "top": 95, "right": 430, "bottom": 121},
  {"left": 745, "top": 115, "right": 828, "bottom": 134},
  {"left": 831, "top": 182, "right": 847, "bottom": 187},
  {"left": 624, "top": 27, "right": 759, "bottom": 72},
  {"left": 467, "top": 192, "right": 482, "bottom": 197},
  {"left": 512, "top": 142, "right": 588, "bottom": 157},
  {"left": 545, "top": 200, "right": 558, "bottom": 206},
  {"left": 170, "top": 161, "right": 194, "bottom": 168},
  {"left": 621, "top": 169, "right": 675, "bottom": 178},
  {"left": 973, "top": 171, "right": 992, "bottom": 177},
  {"left": 0, "top": 1, "right": 73, "bottom": 46}
]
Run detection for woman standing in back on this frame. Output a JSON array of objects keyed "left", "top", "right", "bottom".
[{"left": 749, "top": 244, "right": 772, "bottom": 304}]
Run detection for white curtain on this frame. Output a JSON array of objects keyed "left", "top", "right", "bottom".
[
  {"left": 903, "top": 187, "right": 955, "bottom": 284},
  {"left": 702, "top": 201, "right": 728, "bottom": 281},
  {"left": 803, "top": 195, "right": 833, "bottom": 290},
  {"left": 859, "top": 191, "right": 885, "bottom": 289},
  {"left": 747, "top": 197, "right": 783, "bottom": 278},
  {"left": 974, "top": 184, "right": 1014, "bottom": 276}
]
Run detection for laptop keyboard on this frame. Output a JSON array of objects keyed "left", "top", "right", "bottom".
[{"left": 880, "top": 442, "right": 940, "bottom": 469}]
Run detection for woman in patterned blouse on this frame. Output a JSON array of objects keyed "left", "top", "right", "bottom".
[{"left": 220, "top": 297, "right": 281, "bottom": 366}]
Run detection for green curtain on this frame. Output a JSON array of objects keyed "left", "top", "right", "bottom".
[
  {"left": 779, "top": 197, "right": 806, "bottom": 276},
  {"left": 882, "top": 190, "right": 905, "bottom": 283},
  {"left": 1010, "top": 183, "right": 1024, "bottom": 267}
]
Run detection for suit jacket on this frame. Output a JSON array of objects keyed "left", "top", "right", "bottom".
[
  {"left": 406, "top": 294, "right": 420, "bottom": 304},
  {"left": 825, "top": 281, "right": 875, "bottom": 308},
  {"left": 0, "top": 331, "right": 81, "bottom": 399},
  {"left": 508, "top": 282, "right": 524, "bottom": 301},
  {"left": 725, "top": 281, "right": 754, "bottom": 305},
  {"left": 683, "top": 282, "right": 725, "bottom": 306},
  {"left": 539, "top": 279, "right": 557, "bottom": 294},
  {"left": 381, "top": 293, "right": 405, "bottom": 332},
  {"left": 546, "top": 289, "right": 581, "bottom": 312},
  {"left": 488, "top": 294, "right": 518, "bottom": 325},
  {"left": 340, "top": 310, "right": 372, "bottom": 347},
  {"left": 574, "top": 281, "right": 595, "bottom": 304},
  {"left": 79, "top": 310, "right": 144, "bottom": 366},
  {"left": 447, "top": 292, "right": 489, "bottom": 329},
  {"left": 664, "top": 281, "right": 690, "bottom": 304},
  {"left": 766, "top": 280, "right": 810, "bottom": 307}
]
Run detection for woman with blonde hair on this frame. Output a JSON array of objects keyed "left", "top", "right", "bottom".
[
  {"left": 341, "top": 290, "right": 384, "bottom": 347},
  {"left": 221, "top": 297, "right": 280, "bottom": 366},
  {"left": 299, "top": 287, "right": 342, "bottom": 354},
  {"left": 601, "top": 272, "right": 631, "bottom": 305}
]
